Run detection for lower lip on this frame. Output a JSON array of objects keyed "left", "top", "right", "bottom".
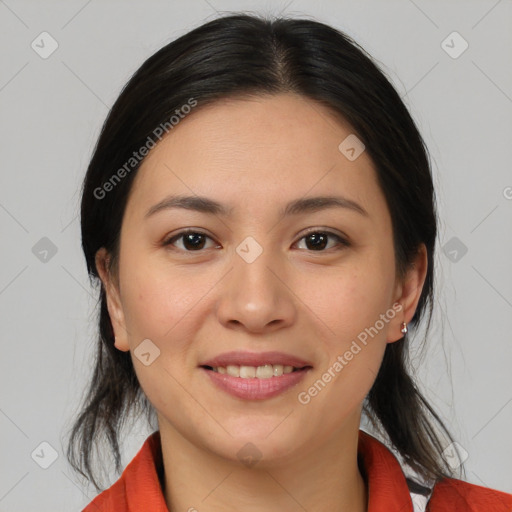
[{"left": 201, "top": 367, "right": 310, "bottom": 400}]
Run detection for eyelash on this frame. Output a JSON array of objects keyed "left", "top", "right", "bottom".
[{"left": 162, "top": 228, "right": 350, "bottom": 253}]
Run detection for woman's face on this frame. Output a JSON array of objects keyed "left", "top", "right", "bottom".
[{"left": 97, "top": 92, "right": 426, "bottom": 465}]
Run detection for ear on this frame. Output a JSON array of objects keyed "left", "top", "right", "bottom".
[
  {"left": 387, "top": 243, "right": 428, "bottom": 343},
  {"left": 95, "top": 247, "right": 130, "bottom": 352}
]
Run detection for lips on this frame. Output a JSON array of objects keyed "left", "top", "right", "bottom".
[
  {"left": 199, "top": 351, "right": 313, "bottom": 400},
  {"left": 200, "top": 350, "right": 312, "bottom": 369},
  {"left": 203, "top": 367, "right": 310, "bottom": 400}
]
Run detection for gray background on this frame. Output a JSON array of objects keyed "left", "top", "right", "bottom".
[{"left": 1, "top": 0, "right": 511, "bottom": 510}]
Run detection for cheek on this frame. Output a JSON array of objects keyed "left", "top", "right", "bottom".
[
  {"left": 118, "top": 265, "right": 205, "bottom": 419},
  {"left": 120, "top": 260, "right": 204, "bottom": 343},
  {"left": 117, "top": 259, "right": 217, "bottom": 405},
  {"left": 300, "top": 255, "right": 395, "bottom": 403},
  {"left": 295, "top": 269, "right": 391, "bottom": 430},
  {"left": 312, "top": 261, "right": 395, "bottom": 349}
]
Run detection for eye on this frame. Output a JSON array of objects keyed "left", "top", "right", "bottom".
[
  {"left": 163, "top": 230, "right": 218, "bottom": 251},
  {"left": 294, "top": 229, "right": 350, "bottom": 251},
  {"left": 163, "top": 229, "right": 350, "bottom": 253}
]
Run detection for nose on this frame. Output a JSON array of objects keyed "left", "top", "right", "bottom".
[{"left": 215, "top": 245, "right": 297, "bottom": 334}]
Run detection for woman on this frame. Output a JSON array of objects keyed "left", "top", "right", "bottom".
[{"left": 67, "top": 13, "right": 512, "bottom": 512}]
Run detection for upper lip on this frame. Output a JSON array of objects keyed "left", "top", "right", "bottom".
[{"left": 200, "top": 351, "right": 312, "bottom": 369}]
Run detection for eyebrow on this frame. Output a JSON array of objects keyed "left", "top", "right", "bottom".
[{"left": 144, "top": 194, "right": 368, "bottom": 219}]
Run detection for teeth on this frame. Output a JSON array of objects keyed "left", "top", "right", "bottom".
[
  {"left": 273, "top": 364, "right": 284, "bottom": 377},
  {"left": 213, "top": 364, "right": 299, "bottom": 379},
  {"left": 256, "top": 364, "right": 273, "bottom": 378},
  {"left": 226, "top": 365, "right": 240, "bottom": 377},
  {"left": 239, "top": 366, "right": 256, "bottom": 378}
]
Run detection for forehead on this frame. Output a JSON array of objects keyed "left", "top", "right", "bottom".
[{"left": 125, "top": 93, "right": 388, "bottom": 223}]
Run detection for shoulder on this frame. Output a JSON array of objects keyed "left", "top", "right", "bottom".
[
  {"left": 82, "top": 477, "right": 128, "bottom": 511},
  {"left": 428, "top": 477, "right": 512, "bottom": 511},
  {"left": 82, "top": 431, "right": 166, "bottom": 512}
]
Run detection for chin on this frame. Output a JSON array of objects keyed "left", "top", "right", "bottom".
[{"left": 206, "top": 424, "right": 305, "bottom": 467}]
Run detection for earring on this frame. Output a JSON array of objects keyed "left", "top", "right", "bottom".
[{"left": 400, "top": 322, "right": 408, "bottom": 334}]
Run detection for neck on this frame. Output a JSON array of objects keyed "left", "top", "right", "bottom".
[{"left": 158, "top": 415, "right": 368, "bottom": 512}]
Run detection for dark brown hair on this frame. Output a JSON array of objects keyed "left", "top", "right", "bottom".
[{"left": 66, "top": 13, "right": 460, "bottom": 491}]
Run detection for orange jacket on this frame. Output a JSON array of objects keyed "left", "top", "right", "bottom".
[{"left": 83, "top": 430, "right": 512, "bottom": 511}]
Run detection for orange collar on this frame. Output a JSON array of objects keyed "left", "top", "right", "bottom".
[{"left": 84, "top": 429, "right": 512, "bottom": 511}]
